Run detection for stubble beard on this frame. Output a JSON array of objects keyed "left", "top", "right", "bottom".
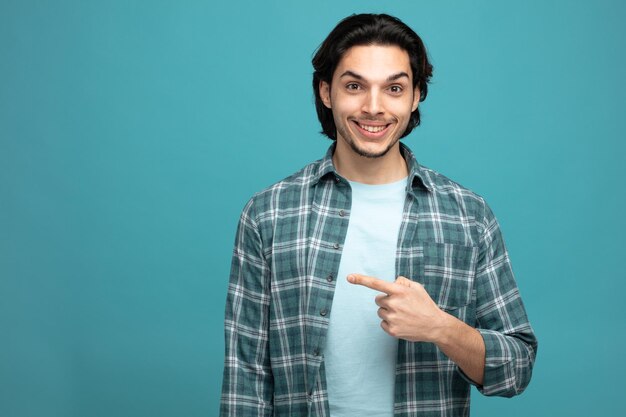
[{"left": 335, "top": 123, "right": 403, "bottom": 159}]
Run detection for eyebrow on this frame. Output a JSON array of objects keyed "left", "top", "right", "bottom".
[{"left": 339, "top": 70, "right": 410, "bottom": 82}]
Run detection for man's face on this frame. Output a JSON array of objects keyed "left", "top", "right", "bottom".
[{"left": 319, "top": 44, "right": 420, "bottom": 159}]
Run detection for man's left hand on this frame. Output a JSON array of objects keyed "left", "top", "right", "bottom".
[{"left": 347, "top": 274, "right": 446, "bottom": 343}]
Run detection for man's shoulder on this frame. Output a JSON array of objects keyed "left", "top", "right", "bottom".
[
  {"left": 420, "top": 165, "right": 483, "bottom": 198},
  {"left": 417, "top": 164, "right": 492, "bottom": 221},
  {"left": 242, "top": 157, "right": 325, "bottom": 220},
  {"left": 401, "top": 143, "right": 488, "bottom": 215},
  {"left": 256, "top": 157, "right": 324, "bottom": 199}
]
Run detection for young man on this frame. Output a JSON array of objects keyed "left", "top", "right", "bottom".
[{"left": 221, "top": 14, "right": 537, "bottom": 417}]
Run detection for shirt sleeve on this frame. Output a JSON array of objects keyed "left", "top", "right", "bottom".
[
  {"left": 220, "top": 198, "right": 274, "bottom": 416},
  {"left": 471, "top": 203, "right": 538, "bottom": 397}
]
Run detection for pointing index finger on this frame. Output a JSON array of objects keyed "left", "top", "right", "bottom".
[{"left": 347, "top": 274, "right": 397, "bottom": 295}]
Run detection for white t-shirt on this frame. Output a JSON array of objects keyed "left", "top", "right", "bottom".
[{"left": 324, "top": 177, "right": 407, "bottom": 417}]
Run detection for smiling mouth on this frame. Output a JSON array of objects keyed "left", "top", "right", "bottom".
[{"left": 353, "top": 121, "right": 391, "bottom": 136}]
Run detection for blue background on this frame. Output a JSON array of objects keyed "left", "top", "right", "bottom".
[{"left": 2, "top": 1, "right": 625, "bottom": 416}]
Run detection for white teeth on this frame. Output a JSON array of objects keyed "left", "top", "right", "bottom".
[{"left": 359, "top": 123, "right": 386, "bottom": 133}]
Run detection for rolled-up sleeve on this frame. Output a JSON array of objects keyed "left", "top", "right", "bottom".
[
  {"left": 220, "top": 198, "right": 274, "bottom": 416},
  {"left": 473, "top": 204, "right": 538, "bottom": 397}
]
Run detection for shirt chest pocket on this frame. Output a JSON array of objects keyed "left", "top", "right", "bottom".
[{"left": 420, "top": 242, "right": 478, "bottom": 313}]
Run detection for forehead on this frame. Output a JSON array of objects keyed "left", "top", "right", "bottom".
[{"left": 333, "top": 44, "right": 413, "bottom": 81}]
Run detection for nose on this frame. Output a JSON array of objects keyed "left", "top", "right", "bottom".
[{"left": 361, "top": 89, "right": 384, "bottom": 115}]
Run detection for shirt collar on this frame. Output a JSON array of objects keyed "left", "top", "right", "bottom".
[{"left": 313, "top": 142, "right": 433, "bottom": 193}]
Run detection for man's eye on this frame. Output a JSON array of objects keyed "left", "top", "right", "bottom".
[
  {"left": 389, "top": 85, "right": 403, "bottom": 94},
  {"left": 346, "top": 83, "right": 360, "bottom": 91}
]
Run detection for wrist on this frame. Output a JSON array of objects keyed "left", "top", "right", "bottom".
[{"left": 430, "top": 310, "right": 456, "bottom": 346}]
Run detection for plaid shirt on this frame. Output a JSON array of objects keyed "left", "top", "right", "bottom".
[{"left": 221, "top": 143, "right": 537, "bottom": 417}]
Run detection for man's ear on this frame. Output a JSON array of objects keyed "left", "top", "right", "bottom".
[
  {"left": 412, "top": 88, "right": 421, "bottom": 112},
  {"left": 319, "top": 80, "right": 332, "bottom": 109}
]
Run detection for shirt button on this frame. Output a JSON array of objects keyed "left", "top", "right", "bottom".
[
  {"left": 313, "top": 348, "right": 320, "bottom": 356},
  {"left": 333, "top": 243, "right": 340, "bottom": 249},
  {"left": 338, "top": 209, "right": 345, "bottom": 217},
  {"left": 326, "top": 274, "right": 333, "bottom": 282},
  {"left": 320, "top": 308, "right": 328, "bottom": 317}
]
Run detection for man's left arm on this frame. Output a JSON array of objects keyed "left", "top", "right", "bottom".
[
  {"left": 347, "top": 274, "right": 489, "bottom": 386},
  {"left": 348, "top": 206, "right": 537, "bottom": 397},
  {"left": 467, "top": 205, "right": 538, "bottom": 397}
]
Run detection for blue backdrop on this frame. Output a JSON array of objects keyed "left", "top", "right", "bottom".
[{"left": 2, "top": 1, "right": 625, "bottom": 416}]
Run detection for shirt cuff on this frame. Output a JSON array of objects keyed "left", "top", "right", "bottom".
[
  {"left": 454, "top": 328, "right": 518, "bottom": 392},
  {"left": 475, "top": 328, "right": 520, "bottom": 396}
]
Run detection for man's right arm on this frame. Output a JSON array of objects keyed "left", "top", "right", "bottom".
[{"left": 220, "top": 198, "right": 273, "bottom": 417}]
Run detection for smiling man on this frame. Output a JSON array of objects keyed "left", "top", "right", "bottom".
[{"left": 221, "top": 13, "right": 537, "bottom": 417}]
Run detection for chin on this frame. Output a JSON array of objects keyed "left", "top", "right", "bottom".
[{"left": 349, "top": 140, "right": 397, "bottom": 159}]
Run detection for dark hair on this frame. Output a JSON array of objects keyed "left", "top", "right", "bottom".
[{"left": 312, "top": 13, "right": 433, "bottom": 140}]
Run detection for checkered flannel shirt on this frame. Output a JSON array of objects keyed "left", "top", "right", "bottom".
[{"left": 221, "top": 143, "right": 537, "bottom": 417}]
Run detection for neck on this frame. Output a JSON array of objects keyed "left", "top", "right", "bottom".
[{"left": 332, "top": 141, "right": 408, "bottom": 185}]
